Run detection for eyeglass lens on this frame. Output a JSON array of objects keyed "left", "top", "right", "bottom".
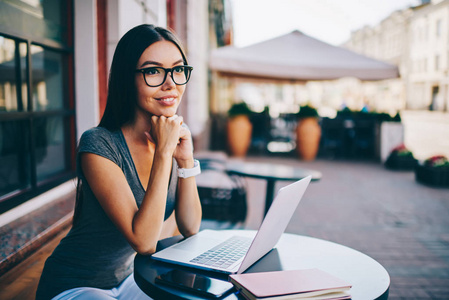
[{"left": 143, "top": 66, "right": 191, "bottom": 87}]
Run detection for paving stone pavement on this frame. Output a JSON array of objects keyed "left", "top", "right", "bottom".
[{"left": 229, "top": 156, "right": 449, "bottom": 300}]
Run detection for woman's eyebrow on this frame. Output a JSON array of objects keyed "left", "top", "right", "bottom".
[
  {"left": 140, "top": 59, "right": 185, "bottom": 68},
  {"left": 140, "top": 60, "right": 162, "bottom": 68},
  {"left": 172, "top": 59, "right": 184, "bottom": 66}
]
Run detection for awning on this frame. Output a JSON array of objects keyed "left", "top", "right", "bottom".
[{"left": 209, "top": 30, "right": 399, "bottom": 81}]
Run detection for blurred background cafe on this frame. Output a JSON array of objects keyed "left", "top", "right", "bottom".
[
  {"left": 1, "top": 0, "right": 449, "bottom": 298},
  {"left": 207, "top": 29, "right": 401, "bottom": 161}
]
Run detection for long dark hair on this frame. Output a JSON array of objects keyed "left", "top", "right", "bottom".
[{"left": 73, "top": 24, "right": 187, "bottom": 225}]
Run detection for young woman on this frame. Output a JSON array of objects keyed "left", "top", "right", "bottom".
[{"left": 36, "top": 24, "right": 202, "bottom": 300}]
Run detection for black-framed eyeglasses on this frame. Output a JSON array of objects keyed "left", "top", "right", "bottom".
[{"left": 135, "top": 65, "right": 193, "bottom": 87}]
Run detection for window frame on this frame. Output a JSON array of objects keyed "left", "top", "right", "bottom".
[{"left": 0, "top": 0, "right": 75, "bottom": 213}]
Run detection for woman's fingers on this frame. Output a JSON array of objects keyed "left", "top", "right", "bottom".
[
  {"left": 168, "top": 115, "right": 184, "bottom": 144},
  {"left": 168, "top": 114, "right": 183, "bottom": 126},
  {"left": 178, "top": 125, "right": 190, "bottom": 140},
  {"left": 149, "top": 115, "right": 184, "bottom": 152}
]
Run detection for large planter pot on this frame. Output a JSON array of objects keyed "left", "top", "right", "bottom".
[
  {"left": 385, "top": 152, "right": 417, "bottom": 171},
  {"left": 227, "top": 115, "right": 253, "bottom": 157},
  {"left": 415, "top": 164, "right": 449, "bottom": 187},
  {"left": 296, "top": 117, "right": 321, "bottom": 160}
]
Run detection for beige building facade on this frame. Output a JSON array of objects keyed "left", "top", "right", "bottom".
[
  {"left": 407, "top": 0, "right": 449, "bottom": 111},
  {"left": 346, "top": 0, "right": 449, "bottom": 112}
]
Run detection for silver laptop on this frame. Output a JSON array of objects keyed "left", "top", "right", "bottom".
[{"left": 151, "top": 175, "right": 311, "bottom": 274}]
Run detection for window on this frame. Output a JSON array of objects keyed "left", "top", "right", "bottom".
[
  {"left": 435, "top": 55, "right": 440, "bottom": 71},
  {"left": 0, "top": 0, "right": 75, "bottom": 213},
  {"left": 447, "top": 51, "right": 449, "bottom": 70},
  {"left": 436, "top": 19, "right": 442, "bottom": 37}
]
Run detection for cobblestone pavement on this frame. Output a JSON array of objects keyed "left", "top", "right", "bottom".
[{"left": 231, "top": 156, "right": 449, "bottom": 300}]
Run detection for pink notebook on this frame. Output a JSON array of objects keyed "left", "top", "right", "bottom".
[{"left": 229, "top": 269, "right": 351, "bottom": 299}]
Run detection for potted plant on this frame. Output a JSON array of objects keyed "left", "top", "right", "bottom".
[
  {"left": 227, "top": 102, "right": 253, "bottom": 157},
  {"left": 384, "top": 144, "right": 416, "bottom": 170},
  {"left": 415, "top": 155, "right": 449, "bottom": 187},
  {"left": 295, "top": 104, "right": 321, "bottom": 160}
]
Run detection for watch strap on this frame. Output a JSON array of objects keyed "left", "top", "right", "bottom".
[{"left": 177, "top": 159, "right": 201, "bottom": 178}]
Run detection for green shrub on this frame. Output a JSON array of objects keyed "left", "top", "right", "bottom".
[
  {"left": 296, "top": 105, "right": 319, "bottom": 119},
  {"left": 228, "top": 102, "right": 253, "bottom": 118}
]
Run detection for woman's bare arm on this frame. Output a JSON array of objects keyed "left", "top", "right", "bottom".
[{"left": 81, "top": 150, "right": 172, "bottom": 254}]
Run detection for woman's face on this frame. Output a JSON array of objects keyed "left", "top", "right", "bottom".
[{"left": 135, "top": 40, "right": 186, "bottom": 118}]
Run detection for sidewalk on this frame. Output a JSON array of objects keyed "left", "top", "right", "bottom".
[{"left": 230, "top": 156, "right": 449, "bottom": 300}]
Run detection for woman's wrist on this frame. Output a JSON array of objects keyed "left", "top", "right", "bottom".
[
  {"left": 177, "top": 159, "right": 201, "bottom": 179},
  {"left": 176, "top": 157, "right": 195, "bottom": 169},
  {"left": 153, "top": 150, "right": 174, "bottom": 163}
]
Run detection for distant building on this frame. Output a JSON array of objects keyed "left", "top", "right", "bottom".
[
  {"left": 345, "top": 0, "right": 449, "bottom": 112},
  {"left": 408, "top": 0, "right": 449, "bottom": 111}
]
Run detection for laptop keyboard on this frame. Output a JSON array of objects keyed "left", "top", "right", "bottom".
[{"left": 189, "top": 236, "right": 252, "bottom": 269}]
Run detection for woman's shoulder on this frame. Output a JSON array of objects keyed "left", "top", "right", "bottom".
[
  {"left": 77, "top": 127, "right": 125, "bottom": 170},
  {"left": 78, "top": 127, "right": 123, "bottom": 153},
  {"left": 81, "top": 126, "right": 114, "bottom": 138},
  {"left": 80, "top": 127, "right": 122, "bottom": 143}
]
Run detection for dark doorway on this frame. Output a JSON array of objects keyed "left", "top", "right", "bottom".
[{"left": 430, "top": 85, "right": 440, "bottom": 111}]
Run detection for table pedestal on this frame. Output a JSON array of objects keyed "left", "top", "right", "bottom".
[{"left": 264, "top": 179, "right": 276, "bottom": 215}]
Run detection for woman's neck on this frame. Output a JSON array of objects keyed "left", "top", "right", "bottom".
[{"left": 121, "top": 113, "right": 152, "bottom": 146}]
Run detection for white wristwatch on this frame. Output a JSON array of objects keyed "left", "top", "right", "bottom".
[{"left": 177, "top": 159, "right": 201, "bottom": 178}]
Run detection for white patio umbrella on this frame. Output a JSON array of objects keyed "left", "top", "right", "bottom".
[{"left": 209, "top": 30, "right": 399, "bottom": 81}]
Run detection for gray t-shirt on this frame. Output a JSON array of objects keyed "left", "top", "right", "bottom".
[{"left": 36, "top": 127, "right": 177, "bottom": 300}]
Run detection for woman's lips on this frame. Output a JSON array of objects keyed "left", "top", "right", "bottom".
[{"left": 156, "top": 97, "right": 177, "bottom": 106}]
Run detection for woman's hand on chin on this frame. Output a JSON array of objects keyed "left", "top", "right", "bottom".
[{"left": 147, "top": 115, "right": 183, "bottom": 156}]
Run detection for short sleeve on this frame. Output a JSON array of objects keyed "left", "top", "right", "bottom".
[{"left": 77, "top": 127, "right": 121, "bottom": 179}]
